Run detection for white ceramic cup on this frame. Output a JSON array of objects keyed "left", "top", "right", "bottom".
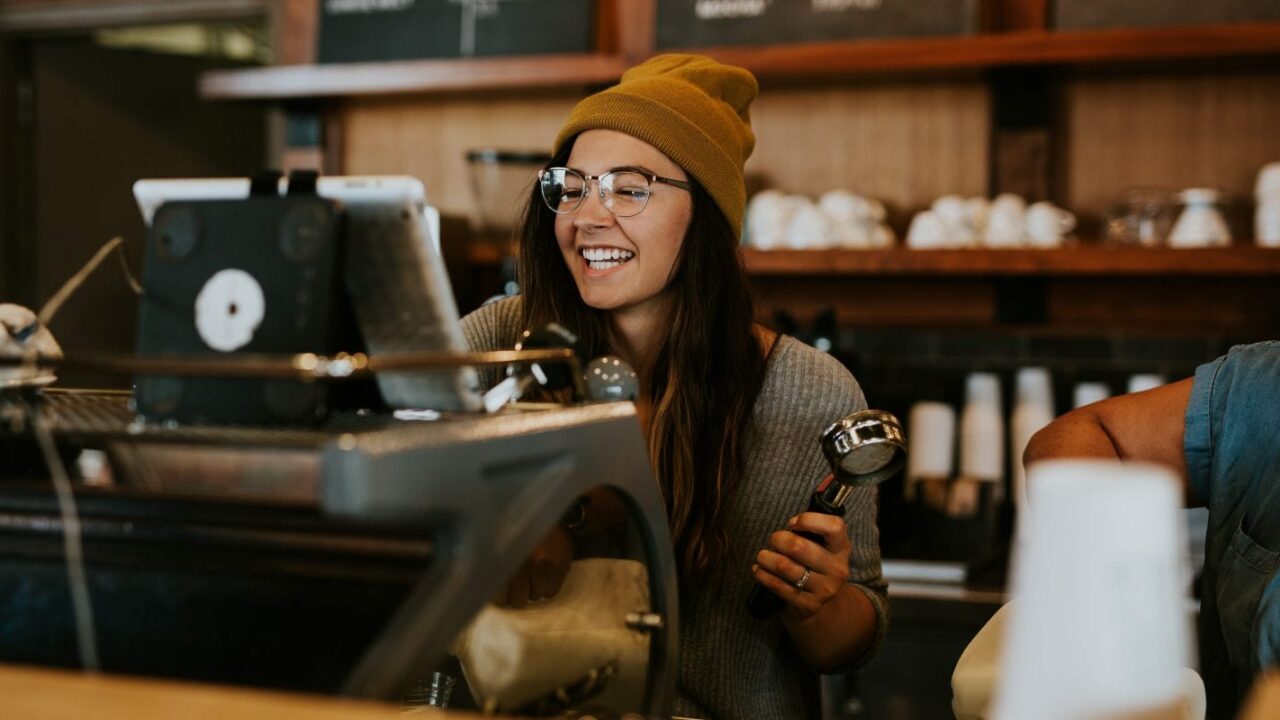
[
  {"left": 992, "top": 460, "right": 1192, "bottom": 720},
  {"left": 819, "top": 190, "right": 885, "bottom": 223},
  {"left": 833, "top": 219, "right": 872, "bottom": 249},
  {"left": 932, "top": 194, "right": 970, "bottom": 226},
  {"left": 785, "top": 199, "right": 836, "bottom": 250},
  {"left": 990, "top": 193, "right": 1026, "bottom": 220},
  {"left": 1024, "top": 202, "right": 1076, "bottom": 248},
  {"left": 745, "top": 190, "right": 790, "bottom": 250},
  {"left": 985, "top": 194, "right": 1027, "bottom": 248},
  {"left": 1169, "top": 188, "right": 1231, "bottom": 248},
  {"left": 907, "top": 210, "right": 948, "bottom": 249},
  {"left": 965, "top": 196, "right": 990, "bottom": 233},
  {"left": 870, "top": 223, "right": 895, "bottom": 249}
]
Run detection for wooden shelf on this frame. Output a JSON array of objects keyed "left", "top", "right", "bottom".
[
  {"left": 740, "top": 247, "right": 1280, "bottom": 276},
  {"left": 465, "top": 246, "right": 1280, "bottom": 277},
  {"left": 694, "top": 22, "right": 1280, "bottom": 80},
  {"left": 201, "top": 22, "right": 1280, "bottom": 100},
  {"left": 200, "top": 53, "right": 630, "bottom": 100}
]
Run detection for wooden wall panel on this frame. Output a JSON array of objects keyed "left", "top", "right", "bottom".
[
  {"left": 274, "top": 0, "right": 317, "bottom": 65},
  {"left": 340, "top": 92, "right": 585, "bottom": 223},
  {"left": 746, "top": 79, "right": 990, "bottom": 225},
  {"left": 340, "top": 78, "right": 989, "bottom": 229},
  {"left": 1062, "top": 67, "right": 1280, "bottom": 232}
]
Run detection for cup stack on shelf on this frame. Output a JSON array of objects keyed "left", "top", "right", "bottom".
[
  {"left": 1127, "top": 373, "right": 1167, "bottom": 394},
  {"left": 1010, "top": 368, "right": 1054, "bottom": 527},
  {"left": 904, "top": 373, "right": 1005, "bottom": 520},
  {"left": 903, "top": 368, "right": 1177, "bottom": 529},
  {"left": 1257, "top": 162, "right": 1280, "bottom": 247},
  {"left": 1072, "top": 381, "right": 1110, "bottom": 409},
  {"left": 743, "top": 189, "right": 895, "bottom": 250},
  {"left": 959, "top": 372, "right": 1005, "bottom": 504},
  {"left": 905, "top": 401, "right": 956, "bottom": 505},
  {"left": 906, "top": 193, "right": 1076, "bottom": 250}
]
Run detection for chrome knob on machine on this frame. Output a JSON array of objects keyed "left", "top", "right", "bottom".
[{"left": 583, "top": 355, "right": 639, "bottom": 402}]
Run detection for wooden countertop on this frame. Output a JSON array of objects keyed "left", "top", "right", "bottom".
[{"left": 0, "top": 664, "right": 473, "bottom": 719}]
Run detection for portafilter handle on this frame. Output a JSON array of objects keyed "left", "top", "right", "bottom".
[{"left": 747, "top": 409, "right": 905, "bottom": 620}]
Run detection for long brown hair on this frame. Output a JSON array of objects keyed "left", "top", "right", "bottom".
[{"left": 518, "top": 140, "right": 770, "bottom": 581}]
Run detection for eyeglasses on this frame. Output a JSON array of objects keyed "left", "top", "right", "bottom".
[{"left": 539, "top": 167, "right": 692, "bottom": 218}]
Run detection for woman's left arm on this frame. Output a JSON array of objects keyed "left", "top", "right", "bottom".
[{"left": 752, "top": 510, "right": 881, "bottom": 671}]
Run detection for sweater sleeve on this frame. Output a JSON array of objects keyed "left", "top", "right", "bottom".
[
  {"left": 805, "top": 350, "right": 889, "bottom": 672},
  {"left": 752, "top": 340, "right": 889, "bottom": 672},
  {"left": 458, "top": 296, "right": 524, "bottom": 391}
]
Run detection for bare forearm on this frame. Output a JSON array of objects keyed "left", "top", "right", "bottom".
[
  {"left": 783, "top": 583, "right": 879, "bottom": 671},
  {"left": 1022, "top": 378, "right": 1195, "bottom": 503},
  {"left": 1023, "top": 409, "right": 1120, "bottom": 466}
]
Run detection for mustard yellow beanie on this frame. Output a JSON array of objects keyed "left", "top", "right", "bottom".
[{"left": 553, "top": 54, "right": 758, "bottom": 238}]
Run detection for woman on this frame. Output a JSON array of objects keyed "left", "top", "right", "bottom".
[{"left": 460, "top": 54, "right": 887, "bottom": 719}]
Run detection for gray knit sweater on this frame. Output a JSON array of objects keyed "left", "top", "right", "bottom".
[{"left": 460, "top": 297, "right": 889, "bottom": 720}]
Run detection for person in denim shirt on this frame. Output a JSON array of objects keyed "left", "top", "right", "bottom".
[{"left": 1025, "top": 341, "right": 1280, "bottom": 720}]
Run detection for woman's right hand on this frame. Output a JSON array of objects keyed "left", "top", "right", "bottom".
[{"left": 494, "top": 525, "right": 574, "bottom": 608}]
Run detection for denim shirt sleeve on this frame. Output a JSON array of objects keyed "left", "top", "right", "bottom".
[
  {"left": 1184, "top": 355, "right": 1225, "bottom": 506},
  {"left": 1184, "top": 341, "right": 1280, "bottom": 507}
]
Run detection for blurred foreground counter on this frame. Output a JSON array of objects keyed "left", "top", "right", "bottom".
[
  {"left": 0, "top": 389, "right": 677, "bottom": 717},
  {"left": 0, "top": 664, "right": 447, "bottom": 720}
]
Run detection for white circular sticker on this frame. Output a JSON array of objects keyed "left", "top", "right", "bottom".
[{"left": 194, "top": 268, "right": 265, "bottom": 352}]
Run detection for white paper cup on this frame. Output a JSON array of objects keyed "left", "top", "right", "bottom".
[
  {"left": 1255, "top": 162, "right": 1280, "bottom": 199},
  {"left": 960, "top": 372, "right": 1004, "bottom": 482},
  {"left": 1128, "top": 374, "right": 1167, "bottom": 395},
  {"left": 1011, "top": 368, "right": 1055, "bottom": 518},
  {"left": 1073, "top": 381, "right": 1111, "bottom": 409},
  {"left": 907, "top": 401, "right": 956, "bottom": 486},
  {"left": 992, "top": 460, "right": 1192, "bottom": 720},
  {"left": 1255, "top": 201, "right": 1280, "bottom": 247}
]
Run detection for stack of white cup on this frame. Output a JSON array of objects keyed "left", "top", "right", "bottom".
[
  {"left": 992, "top": 460, "right": 1195, "bottom": 720},
  {"left": 960, "top": 372, "right": 1004, "bottom": 488},
  {"left": 905, "top": 401, "right": 956, "bottom": 501},
  {"left": 1127, "top": 373, "right": 1167, "bottom": 395},
  {"left": 1073, "top": 381, "right": 1111, "bottom": 409},
  {"left": 1256, "top": 162, "right": 1280, "bottom": 247},
  {"left": 1010, "top": 368, "right": 1055, "bottom": 525}
]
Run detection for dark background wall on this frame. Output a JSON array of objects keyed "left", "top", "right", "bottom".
[{"left": 3, "top": 36, "right": 265, "bottom": 386}]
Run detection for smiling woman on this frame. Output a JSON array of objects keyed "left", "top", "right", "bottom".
[
  {"left": 549, "top": 131, "right": 694, "bottom": 315},
  {"left": 459, "top": 54, "right": 887, "bottom": 720}
]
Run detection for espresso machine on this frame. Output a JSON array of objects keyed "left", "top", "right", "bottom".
[{"left": 0, "top": 174, "right": 677, "bottom": 717}]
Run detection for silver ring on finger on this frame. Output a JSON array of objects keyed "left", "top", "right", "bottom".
[{"left": 794, "top": 567, "right": 811, "bottom": 591}]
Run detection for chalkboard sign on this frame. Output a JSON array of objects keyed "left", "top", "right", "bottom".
[
  {"left": 319, "top": 0, "right": 594, "bottom": 63},
  {"left": 656, "top": 0, "right": 983, "bottom": 49},
  {"left": 1054, "top": 0, "right": 1280, "bottom": 30}
]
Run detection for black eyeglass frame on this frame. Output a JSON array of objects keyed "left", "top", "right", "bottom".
[{"left": 538, "top": 166, "right": 693, "bottom": 217}]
